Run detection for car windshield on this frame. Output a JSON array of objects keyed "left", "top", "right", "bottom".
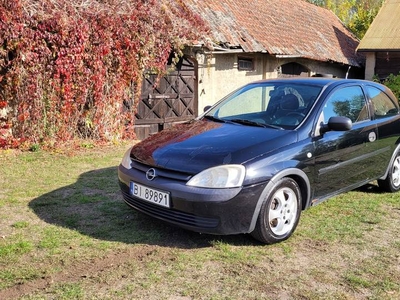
[{"left": 204, "top": 82, "right": 323, "bottom": 129}]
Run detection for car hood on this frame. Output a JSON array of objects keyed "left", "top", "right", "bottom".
[{"left": 130, "top": 119, "right": 298, "bottom": 174}]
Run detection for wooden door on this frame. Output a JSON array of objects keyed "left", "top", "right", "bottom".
[{"left": 134, "top": 56, "right": 197, "bottom": 140}]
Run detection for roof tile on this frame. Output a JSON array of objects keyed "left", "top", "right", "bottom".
[{"left": 185, "top": 0, "right": 362, "bottom": 66}]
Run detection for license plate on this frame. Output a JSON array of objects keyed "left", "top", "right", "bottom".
[{"left": 130, "top": 182, "right": 170, "bottom": 208}]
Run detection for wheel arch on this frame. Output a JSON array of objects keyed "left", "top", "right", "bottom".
[
  {"left": 379, "top": 143, "right": 400, "bottom": 181},
  {"left": 248, "top": 168, "right": 311, "bottom": 233}
]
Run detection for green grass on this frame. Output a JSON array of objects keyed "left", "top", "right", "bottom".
[
  {"left": 0, "top": 238, "right": 33, "bottom": 258},
  {"left": 54, "top": 283, "right": 84, "bottom": 299},
  {"left": 0, "top": 144, "right": 399, "bottom": 299}
]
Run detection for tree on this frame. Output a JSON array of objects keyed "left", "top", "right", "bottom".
[
  {"left": 348, "top": 0, "right": 383, "bottom": 38},
  {"left": 307, "top": 0, "right": 384, "bottom": 39}
]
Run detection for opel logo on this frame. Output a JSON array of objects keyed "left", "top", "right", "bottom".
[{"left": 146, "top": 168, "right": 157, "bottom": 181}]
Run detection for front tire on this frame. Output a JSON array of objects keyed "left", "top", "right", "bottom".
[
  {"left": 251, "top": 177, "right": 301, "bottom": 244},
  {"left": 378, "top": 151, "right": 400, "bottom": 192}
]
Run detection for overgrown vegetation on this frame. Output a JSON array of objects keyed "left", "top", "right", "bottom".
[
  {"left": 0, "top": 0, "right": 208, "bottom": 149},
  {"left": 379, "top": 73, "right": 400, "bottom": 101}
]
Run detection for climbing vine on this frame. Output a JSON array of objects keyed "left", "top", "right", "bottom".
[{"left": 0, "top": 0, "right": 208, "bottom": 148}]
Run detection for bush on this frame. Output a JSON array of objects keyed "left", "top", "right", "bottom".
[
  {"left": 381, "top": 73, "right": 400, "bottom": 102},
  {"left": 0, "top": 0, "right": 208, "bottom": 149}
]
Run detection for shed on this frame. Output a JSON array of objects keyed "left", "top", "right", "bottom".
[{"left": 357, "top": 0, "right": 400, "bottom": 80}]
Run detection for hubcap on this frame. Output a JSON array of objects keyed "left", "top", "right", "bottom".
[
  {"left": 392, "top": 156, "right": 400, "bottom": 188},
  {"left": 268, "top": 187, "right": 298, "bottom": 235}
]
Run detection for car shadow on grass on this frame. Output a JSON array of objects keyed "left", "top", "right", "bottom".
[{"left": 29, "top": 167, "right": 256, "bottom": 248}]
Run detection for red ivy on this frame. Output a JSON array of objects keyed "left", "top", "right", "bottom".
[{"left": 0, "top": 0, "right": 208, "bottom": 149}]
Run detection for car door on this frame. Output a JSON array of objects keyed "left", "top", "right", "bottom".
[
  {"left": 365, "top": 85, "right": 400, "bottom": 170},
  {"left": 311, "top": 84, "right": 379, "bottom": 200}
]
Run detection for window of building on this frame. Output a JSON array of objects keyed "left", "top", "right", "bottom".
[{"left": 238, "top": 57, "right": 254, "bottom": 71}]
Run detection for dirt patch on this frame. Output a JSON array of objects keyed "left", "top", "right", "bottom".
[
  {"left": 0, "top": 246, "right": 158, "bottom": 299},
  {"left": 3, "top": 224, "right": 398, "bottom": 299}
]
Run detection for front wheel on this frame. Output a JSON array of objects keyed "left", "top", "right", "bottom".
[
  {"left": 378, "top": 151, "right": 400, "bottom": 192},
  {"left": 251, "top": 177, "right": 302, "bottom": 244}
]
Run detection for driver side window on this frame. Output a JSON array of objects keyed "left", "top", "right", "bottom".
[{"left": 321, "top": 86, "right": 369, "bottom": 123}]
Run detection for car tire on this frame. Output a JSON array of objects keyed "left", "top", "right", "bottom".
[
  {"left": 378, "top": 151, "right": 400, "bottom": 193},
  {"left": 251, "top": 177, "right": 301, "bottom": 244}
]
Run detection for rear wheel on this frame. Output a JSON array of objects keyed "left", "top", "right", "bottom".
[
  {"left": 251, "top": 177, "right": 301, "bottom": 244},
  {"left": 378, "top": 151, "right": 400, "bottom": 192}
]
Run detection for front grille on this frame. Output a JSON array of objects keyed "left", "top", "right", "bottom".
[
  {"left": 121, "top": 190, "right": 219, "bottom": 229},
  {"left": 131, "top": 160, "right": 192, "bottom": 182}
]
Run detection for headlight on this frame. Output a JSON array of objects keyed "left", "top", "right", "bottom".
[
  {"left": 121, "top": 147, "right": 133, "bottom": 169},
  {"left": 187, "top": 165, "right": 245, "bottom": 188}
]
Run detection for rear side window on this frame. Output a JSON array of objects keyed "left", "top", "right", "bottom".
[
  {"left": 322, "top": 86, "right": 369, "bottom": 123},
  {"left": 367, "top": 86, "right": 399, "bottom": 118}
]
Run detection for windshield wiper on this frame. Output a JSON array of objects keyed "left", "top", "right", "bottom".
[
  {"left": 203, "top": 115, "right": 227, "bottom": 123},
  {"left": 261, "top": 123, "right": 284, "bottom": 130},
  {"left": 230, "top": 119, "right": 283, "bottom": 130}
]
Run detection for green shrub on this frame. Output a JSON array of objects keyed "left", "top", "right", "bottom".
[{"left": 378, "top": 73, "right": 400, "bottom": 102}]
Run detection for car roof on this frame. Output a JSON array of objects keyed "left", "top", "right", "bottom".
[
  {"left": 248, "top": 77, "right": 398, "bottom": 107},
  {"left": 251, "top": 77, "right": 376, "bottom": 87}
]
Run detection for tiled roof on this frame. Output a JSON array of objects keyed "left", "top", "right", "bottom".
[
  {"left": 357, "top": 0, "right": 400, "bottom": 51},
  {"left": 186, "top": 0, "right": 363, "bottom": 67}
]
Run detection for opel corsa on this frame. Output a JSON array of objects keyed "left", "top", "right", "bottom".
[{"left": 118, "top": 78, "right": 400, "bottom": 244}]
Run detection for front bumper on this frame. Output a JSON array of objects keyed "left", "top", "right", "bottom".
[{"left": 118, "top": 164, "right": 267, "bottom": 235}]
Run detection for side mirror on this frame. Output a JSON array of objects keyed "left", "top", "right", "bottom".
[
  {"left": 203, "top": 105, "right": 212, "bottom": 112},
  {"left": 320, "top": 116, "right": 352, "bottom": 134}
]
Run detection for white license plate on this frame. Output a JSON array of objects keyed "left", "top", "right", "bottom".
[{"left": 130, "top": 182, "right": 170, "bottom": 208}]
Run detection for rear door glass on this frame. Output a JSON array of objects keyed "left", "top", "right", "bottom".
[{"left": 366, "top": 86, "right": 399, "bottom": 118}]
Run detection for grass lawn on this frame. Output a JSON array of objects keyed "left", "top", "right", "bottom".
[{"left": 0, "top": 144, "right": 399, "bottom": 299}]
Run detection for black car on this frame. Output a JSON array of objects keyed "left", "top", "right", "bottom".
[{"left": 118, "top": 78, "right": 400, "bottom": 244}]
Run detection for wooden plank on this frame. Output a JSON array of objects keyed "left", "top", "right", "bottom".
[{"left": 135, "top": 55, "right": 197, "bottom": 138}]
